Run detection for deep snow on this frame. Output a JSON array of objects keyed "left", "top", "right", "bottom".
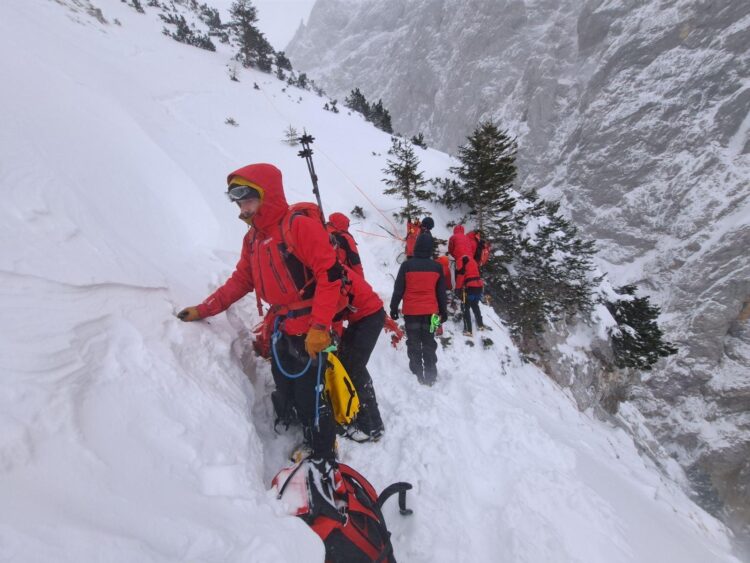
[{"left": 0, "top": 1, "right": 742, "bottom": 561}]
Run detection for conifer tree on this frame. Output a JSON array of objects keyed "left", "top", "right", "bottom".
[
  {"left": 274, "top": 51, "right": 292, "bottom": 71},
  {"left": 450, "top": 121, "right": 517, "bottom": 231},
  {"left": 411, "top": 133, "right": 427, "bottom": 148},
  {"left": 369, "top": 99, "right": 393, "bottom": 133},
  {"left": 488, "top": 192, "right": 597, "bottom": 342},
  {"left": 606, "top": 285, "right": 677, "bottom": 369},
  {"left": 296, "top": 73, "right": 309, "bottom": 90},
  {"left": 382, "top": 137, "right": 430, "bottom": 221},
  {"left": 229, "top": 0, "right": 274, "bottom": 71},
  {"left": 344, "top": 88, "right": 370, "bottom": 117}
]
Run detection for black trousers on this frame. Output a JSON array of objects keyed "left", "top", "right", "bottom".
[
  {"left": 339, "top": 308, "right": 386, "bottom": 434},
  {"left": 270, "top": 333, "right": 336, "bottom": 461},
  {"left": 404, "top": 314, "right": 438, "bottom": 385},
  {"left": 462, "top": 287, "right": 484, "bottom": 333}
]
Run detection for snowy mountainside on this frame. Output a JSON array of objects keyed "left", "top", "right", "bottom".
[
  {"left": 287, "top": 0, "right": 750, "bottom": 539},
  {"left": 0, "top": 1, "right": 742, "bottom": 561}
]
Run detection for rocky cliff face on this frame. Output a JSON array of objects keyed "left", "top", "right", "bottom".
[{"left": 287, "top": 0, "right": 750, "bottom": 541}]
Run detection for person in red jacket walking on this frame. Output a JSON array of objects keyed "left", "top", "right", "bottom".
[
  {"left": 326, "top": 212, "right": 365, "bottom": 277},
  {"left": 455, "top": 255, "right": 485, "bottom": 335},
  {"left": 177, "top": 163, "right": 348, "bottom": 466},
  {"left": 448, "top": 225, "right": 472, "bottom": 262},
  {"left": 467, "top": 229, "right": 490, "bottom": 269},
  {"left": 389, "top": 234, "right": 448, "bottom": 385},
  {"left": 404, "top": 218, "right": 421, "bottom": 258},
  {"left": 436, "top": 254, "right": 453, "bottom": 291}
]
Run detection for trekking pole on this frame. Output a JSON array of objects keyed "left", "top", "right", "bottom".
[{"left": 297, "top": 132, "right": 326, "bottom": 223}]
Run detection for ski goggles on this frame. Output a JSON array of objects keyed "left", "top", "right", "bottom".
[{"left": 226, "top": 183, "right": 263, "bottom": 203}]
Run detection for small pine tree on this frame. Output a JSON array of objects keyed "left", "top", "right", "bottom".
[
  {"left": 296, "top": 73, "right": 309, "bottom": 90},
  {"left": 344, "top": 88, "right": 370, "bottom": 117},
  {"left": 229, "top": 0, "right": 274, "bottom": 71},
  {"left": 274, "top": 51, "right": 293, "bottom": 71},
  {"left": 411, "top": 132, "right": 427, "bottom": 148},
  {"left": 450, "top": 120, "right": 516, "bottom": 231},
  {"left": 382, "top": 136, "right": 431, "bottom": 221},
  {"left": 369, "top": 99, "right": 393, "bottom": 133},
  {"left": 200, "top": 3, "right": 229, "bottom": 43},
  {"left": 329, "top": 99, "right": 339, "bottom": 113},
  {"left": 161, "top": 13, "right": 216, "bottom": 51},
  {"left": 351, "top": 205, "right": 366, "bottom": 219},
  {"left": 606, "top": 285, "right": 678, "bottom": 370},
  {"left": 283, "top": 125, "right": 299, "bottom": 146}
]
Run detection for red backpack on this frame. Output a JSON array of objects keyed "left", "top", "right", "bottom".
[
  {"left": 273, "top": 460, "right": 413, "bottom": 562},
  {"left": 250, "top": 202, "right": 350, "bottom": 357}
]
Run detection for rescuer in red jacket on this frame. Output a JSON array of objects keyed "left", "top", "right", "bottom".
[
  {"left": 177, "top": 163, "right": 347, "bottom": 465},
  {"left": 448, "top": 224, "right": 472, "bottom": 262},
  {"left": 389, "top": 234, "right": 448, "bottom": 385},
  {"left": 404, "top": 219, "right": 421, "bottom": 258},
  {"left": 456, "top": 254, "right": 486, "bottom": 336},
  {"left": 436, "top": 254, "right": 453, "bottom": 291},
  {"left": 467, "top": 229, "right": 490, "bottom": 269},
  {"left": 326, "top": 212, "right": 365, "bottom": 277}
]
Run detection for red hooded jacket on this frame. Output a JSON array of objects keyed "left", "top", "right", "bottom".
[
  {"left": 448, "top": 225, "right": 472, "bottom": 261},
  {"left": 196, "top": 163, "right": 346, "bottom": 335},
  {"left": 327, "top": 212, "right": 365, "bottom": 277}
]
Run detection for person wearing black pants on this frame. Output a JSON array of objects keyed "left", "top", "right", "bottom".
[
  {"left": 270, "top": 333, "right": 336, "bottom": 461},
  {"left": 404, "top": 315, "right": 440, "bottom": 384},
  {"left": 456, "top": 255, "right": 485, "bottom": 335},
  {"left": 390, "top": 234, "right": 448, "bottom": 385},
  {"left": 462, "top": 287, "right": 484, "bottom": 334},
  {"left": 338, "top": 307, "right": 386, "bottom": 441}
]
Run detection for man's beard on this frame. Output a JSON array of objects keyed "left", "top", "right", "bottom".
[{"left": 239, "top": 210, "right": 255, "bottom": 225}]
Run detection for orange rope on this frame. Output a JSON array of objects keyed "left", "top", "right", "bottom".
[{"left": 354, "top": 229, "right": 397, "bottom": 240}]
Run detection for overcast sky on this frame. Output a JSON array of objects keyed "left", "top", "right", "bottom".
[{"left": 211, "top": 0, "right": 317, "bottom": 51}]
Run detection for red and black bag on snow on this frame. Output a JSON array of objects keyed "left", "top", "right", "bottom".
[{"left": 273, "top": 460, "right": 413, "bottom": 562}]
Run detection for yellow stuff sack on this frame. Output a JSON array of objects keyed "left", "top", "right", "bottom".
[{"left": 324, "top": 353, "right": 360, "bottom": 425}]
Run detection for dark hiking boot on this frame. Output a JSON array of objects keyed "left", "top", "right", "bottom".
[
  {"left": 340, "top": 422, "right": 384, "bottom": 443},
  {"left": 272, "top": 391, "right": 300, "bottom": 432}
]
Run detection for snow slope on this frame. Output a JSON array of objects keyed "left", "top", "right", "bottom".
[{"left": 0, "top": 1, "right": 741, "bottom": 561}]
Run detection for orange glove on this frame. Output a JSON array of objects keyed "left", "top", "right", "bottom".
[
  {"left": 177, "top": 306, "right": 201, "bottom": 322},
  {"left": 305, "top": 324, "right": 331, "bottom": 357}
]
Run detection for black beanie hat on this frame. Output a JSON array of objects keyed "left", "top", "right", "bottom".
[
  {"left": 414, "top": 233, "right": 433, "bottom": 258},
  {"left": 421, "top": 217, "right": 435, "bottom": 230}
]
